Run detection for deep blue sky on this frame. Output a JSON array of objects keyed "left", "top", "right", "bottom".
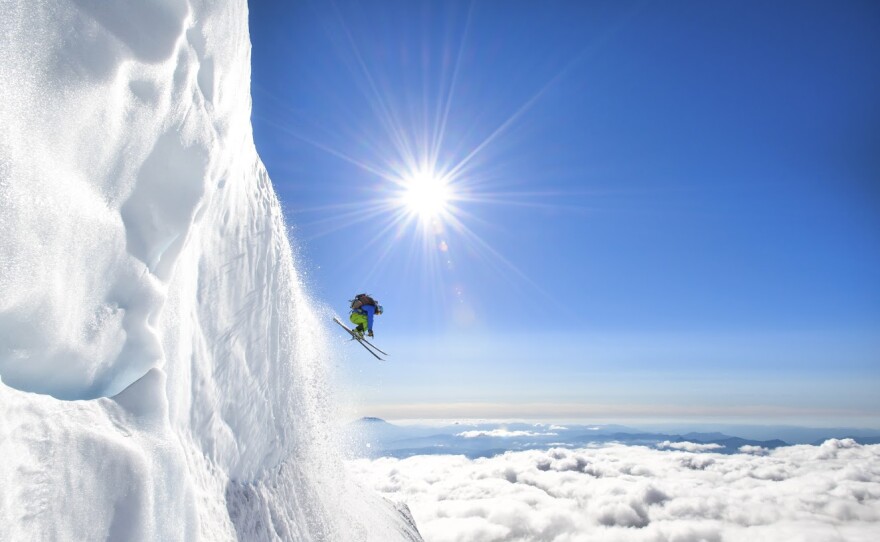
[{"left": 249, "top": 0, "right": 880, "bottom": 424}]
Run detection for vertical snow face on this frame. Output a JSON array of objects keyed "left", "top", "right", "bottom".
[
  {"left": 0, "top": 1, "right": 421, "bottom": 540},
  {"left": 0, "top": 0, "right": 213, "bottom": 399}
]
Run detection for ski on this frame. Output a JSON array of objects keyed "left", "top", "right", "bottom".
[
  {"left": 332, "top": 317, "right": 387, "bottom": 360},
  {"left": 332, "top": 317, "right": 388, "bottom": 355},
  {"left": 354, "top": 337, "right": 384, "bottom": 361},
  {"left": 355, "top": 334, "right": 389, "bottom": 356}
]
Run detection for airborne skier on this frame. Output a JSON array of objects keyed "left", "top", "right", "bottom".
[
  {"left": 332, "top": 293, "right": 388, "bottom": 360},
  {"left": 349, "top": 293, "right": 382, "bottom": 338}
]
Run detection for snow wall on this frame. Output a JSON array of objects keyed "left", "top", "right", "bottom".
[{"left": 0, "top": 1, "right": 421, "bottom": 540}]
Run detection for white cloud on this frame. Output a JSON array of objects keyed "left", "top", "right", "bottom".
[
  {"left": 348, "top": 440, "right": 880, "bottom": 542},
  {"left": 656, "top": 441, "right": 724, "bottom": 452}
]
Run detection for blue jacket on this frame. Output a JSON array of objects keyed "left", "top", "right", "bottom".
[{"left": 355, "top": 304, "right": 377, "bottom": 331}]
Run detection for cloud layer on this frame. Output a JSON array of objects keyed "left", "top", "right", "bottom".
[
  {"left": 457, "top": 429, "right": 558, "bottom": 439},
  {"left": 348, "top": 439, "right": 880, "bottom": 542},
  {"left": 656, "top": 441, "right": 723, "bottom": 452}
]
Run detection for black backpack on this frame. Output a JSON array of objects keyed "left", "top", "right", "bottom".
[{"left": 350, "top": 293, "right": 377, "bottom": 310}]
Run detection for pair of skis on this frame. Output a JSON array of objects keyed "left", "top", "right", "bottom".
[{"left": 332, "top": 317, "right": 388, "bottom": 361}]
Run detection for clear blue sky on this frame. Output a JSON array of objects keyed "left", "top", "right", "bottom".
[{"left": 249, "top": 0, "right": 880, "bottom": 425}]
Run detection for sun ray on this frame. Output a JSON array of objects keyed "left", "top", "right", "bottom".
[
  {"left": 265, "top": 2, "right": 652, "bottom": 325},
  {"left": 441, "top": 212, "right": 576, "bottom": 318},
  {"left": 338, "top": 211, "right": 414, "bottom": 274},
  {"left": 296, "top": 201, "right": 395, "bottom": 241},
  {"left": 329, "top": 1, "right": 419, "bottom": 168},
  {"left": 441, "top": 12, "right": 638, "bottom": 183},
  {"left": 431, "top": 0, "right": 477, "bottom": 167},
  {"left": 255, "top": 115, "right": 392, "bottom": 181}
]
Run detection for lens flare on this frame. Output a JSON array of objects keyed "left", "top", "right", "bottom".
[
  {"left": 400, "top": 168, "right": 451, "bottom": 221},
  {"left": 264, "top": 3, "right": 584, "bottom": 317}
]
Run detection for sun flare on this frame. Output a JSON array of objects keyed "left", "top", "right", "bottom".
[{"left": 400, "top": 168, "right": 451, "bottom": 221}]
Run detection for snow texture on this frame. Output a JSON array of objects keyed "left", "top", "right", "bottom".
[
  {"left": 349, "top": 440, "right": 880, "bottom": 542},
  {"left": 0, "top": 1, "right": 421, "bottom": 540}
]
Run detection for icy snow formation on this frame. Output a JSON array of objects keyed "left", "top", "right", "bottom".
[{"left": 0, "top": 1, "right": 420, "bottom": 540}]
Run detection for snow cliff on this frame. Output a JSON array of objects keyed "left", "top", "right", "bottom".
[{"left": 0, "top": 1, "right": 421, "bottom": 540}]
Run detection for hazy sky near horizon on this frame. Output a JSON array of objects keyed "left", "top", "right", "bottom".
[{"left": 249, "top": 0, "right": 880, "bottom": 424}]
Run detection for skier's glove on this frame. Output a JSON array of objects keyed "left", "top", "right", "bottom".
[{"left": 367, "top": 330, "right": 374, "bottom": 338}]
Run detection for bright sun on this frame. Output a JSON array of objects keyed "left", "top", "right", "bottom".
[{"left": 400, "top": 168, "right": 451, "bottom": 221}]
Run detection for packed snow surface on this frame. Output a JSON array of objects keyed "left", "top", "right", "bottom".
[{"left": 0, "top": 1, "right": 420, "bottom": 540}]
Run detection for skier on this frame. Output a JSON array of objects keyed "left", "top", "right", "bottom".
[{"left": 349, "top": 293, "right": 382, "bottom": 338}]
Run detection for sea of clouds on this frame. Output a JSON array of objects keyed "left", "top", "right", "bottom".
[{"left": 348, "top": 439, "right": 880, "bottom": 542}]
